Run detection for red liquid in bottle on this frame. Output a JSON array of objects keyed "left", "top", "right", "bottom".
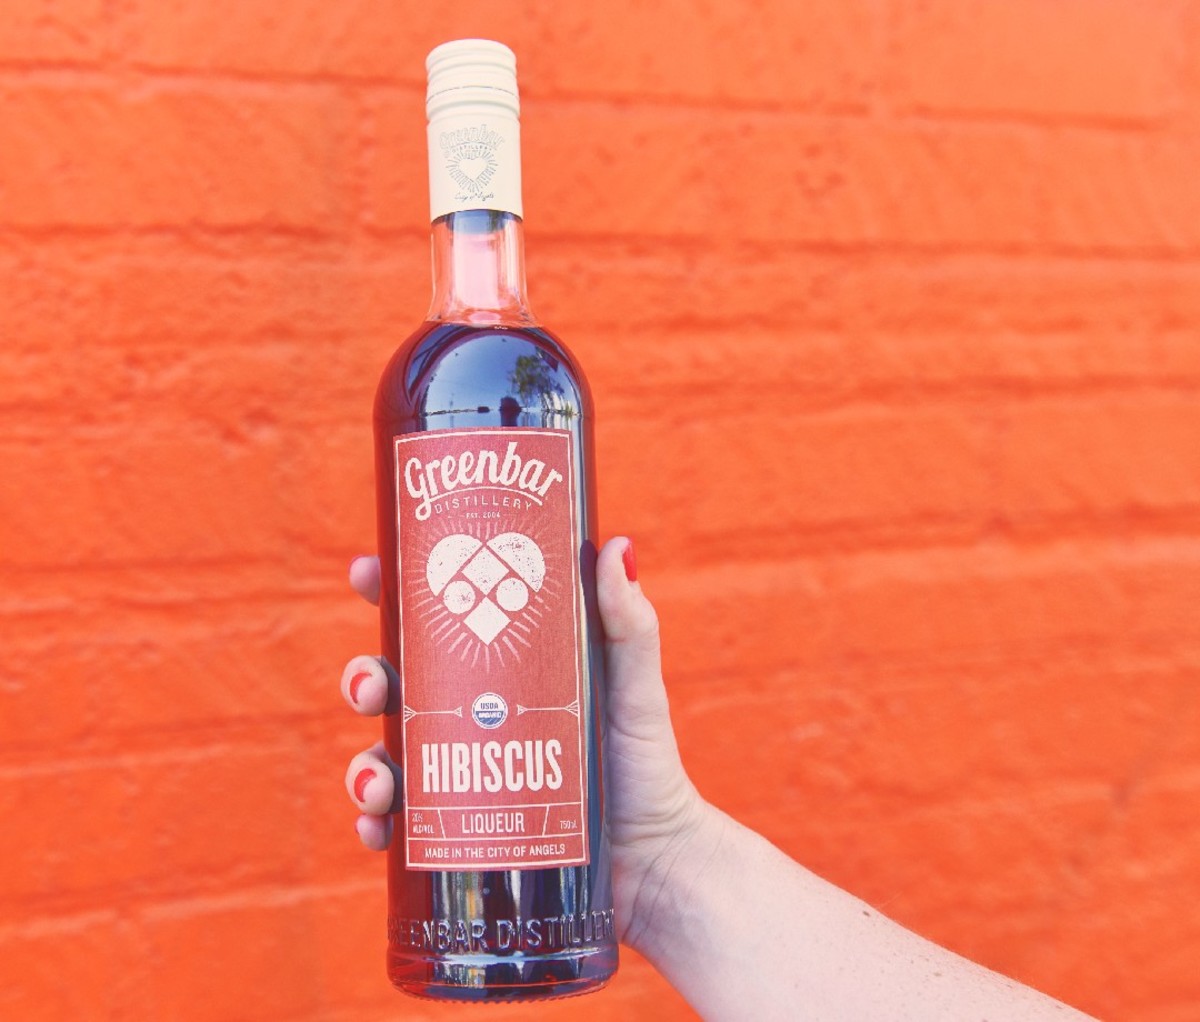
[{"left": 373, "top": 211, "right": 617, "bottom": 1000}]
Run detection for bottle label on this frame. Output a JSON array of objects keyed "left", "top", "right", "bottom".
[
  {"left": 427, "top": 110, "right": 523, "bottom": 221},
  {"left": 392, "top": 427, "right": 588, "bottom": 871}
]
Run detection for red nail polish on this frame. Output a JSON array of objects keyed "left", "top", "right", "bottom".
[
  {"left": 349, "top": 671, "right": 371, "bottom": 704},
  {"left": 622, "top": 540, "right": 637, "bottom": 582},
  {"left": 354, "top": 767, "right": 376, "bottom": 802}
]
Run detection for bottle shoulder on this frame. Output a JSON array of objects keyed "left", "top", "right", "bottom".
[{"left": 375, "top": 321, "right": 593, "bottom": 429}]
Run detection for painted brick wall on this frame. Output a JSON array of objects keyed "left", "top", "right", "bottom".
[{"left": 2, "top": 3, "right": 1199, "bottom": 1020}]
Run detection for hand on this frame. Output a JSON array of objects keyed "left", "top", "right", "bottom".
[
  {"left": 340, "top": 540, "right": 1098, "bottom": 1022},
  {"left": 339, "top": 537, "right": 706, "bottom": 950}
]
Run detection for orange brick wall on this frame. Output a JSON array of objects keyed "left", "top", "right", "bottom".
[{"left": 2, "top": 3, "right": 1199, "bottom": 1020}]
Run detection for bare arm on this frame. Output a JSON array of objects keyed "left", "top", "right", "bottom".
[
  {"left": 631, "top": 801, "right": 1095, "bottom": 1021},
  {"left": 343, "top": 542, "right": 1098, "bottom": 1021}
]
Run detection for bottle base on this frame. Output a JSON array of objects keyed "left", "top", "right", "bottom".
[{"left": 389, "top": 945, "right": 618, "bottom": 1002}]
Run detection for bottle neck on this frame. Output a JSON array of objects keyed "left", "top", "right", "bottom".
[{"left": 427, "top": 209, "right": 536, "bottom": 327}]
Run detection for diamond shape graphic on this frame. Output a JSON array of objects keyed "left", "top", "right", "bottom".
[
  {"left": 426, "top": 534, "right": 482, "bottom": 594},
  {"left": 463, "top": 598, "right": 510, "bottom": 644},
  {"left": 425, "top": 531, "right": 549, "bottom": 649},
  {"left": 461, "top": 548, "right": 508, "bottom": 595}
]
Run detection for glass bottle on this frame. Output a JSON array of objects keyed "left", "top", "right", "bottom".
[{"left": 372, "top": 39, "right": 617, "bottom": 1002}]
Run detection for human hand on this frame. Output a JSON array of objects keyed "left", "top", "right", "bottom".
[
  {"left": 339, "top": 539, "right": 1098, "bottom": 1022},
  {"left": 340, "top": 537, "right": 708, "bottom": 951}
]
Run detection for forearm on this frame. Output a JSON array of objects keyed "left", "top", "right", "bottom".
[{"left": 631, "top": 802, "right": 1097, "bottom": 1022}]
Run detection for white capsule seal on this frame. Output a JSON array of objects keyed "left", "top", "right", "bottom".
[{"left": 426, "top": 39, "right": 523, "bottom": 221}]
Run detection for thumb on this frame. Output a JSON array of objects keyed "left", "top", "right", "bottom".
[
  {"left": 596, "top": 538, "right": 676, "bottom": 752},
  {"left": 596, "top": 537, "right": 698, "bottom": 845}
]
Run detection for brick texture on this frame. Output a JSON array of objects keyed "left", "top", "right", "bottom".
[
  {"left": 890, "top": 0, "right": 1181, "bottom": 122},
  {"left": 0, "top": 0, "right": 106, "bottom": 65},
  {"left": 0, "top": 85, "right": 352, "bottom": 228},
  {"left": 3, "top": 3, "right": 1199, "bottom": 1021}
]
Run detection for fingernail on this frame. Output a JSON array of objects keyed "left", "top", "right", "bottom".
[
  {"left": 349, "top": 671, "right": 371, "bottom": 704},
  {"left": 622, "top": 539, "right": 638, "bottom": 583},
  {"left": 354, "top": 767, "right": 376, "bottom": 802}
]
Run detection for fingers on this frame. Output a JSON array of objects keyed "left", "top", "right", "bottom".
[
  {"left": 349, "top": 555, "right": 381, "bottom": 606},
  {"left": 355, "top": 813, "right": 393, "bottom": 852},
  {"left": 346, "top": 555, "right": 391, "bottom": 851},
  {"left": 347, "top": 740, "right": 398, "bottom": 851},
  {"left": 345, "top": 740, "right": 402, "bottom": 819},
  {"left": 340, "top": 654, "right": 397, "bottom": 717}
]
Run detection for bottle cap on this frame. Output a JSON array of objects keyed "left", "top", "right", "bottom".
[{"left": 426, "top": 39, "right": 520, "bottom": 121}]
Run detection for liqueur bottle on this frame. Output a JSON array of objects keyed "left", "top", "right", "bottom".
[{"left": 372, "top": 39, "right": 617, "bottom": 1001}]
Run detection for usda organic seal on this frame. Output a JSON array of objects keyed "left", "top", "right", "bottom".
[{"left": 471, "top": 692, "right": 508, "bottom": 730}]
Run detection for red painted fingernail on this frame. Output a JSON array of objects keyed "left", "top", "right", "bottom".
[
  {"left": 349, "top": 671, "right": 371, "bottom": 704},
  {"left": 354, "top": 768, "right": 376, "bottom": 802},
  {"left": 622, "top": 540, "right": 637, "bottom": 582}
]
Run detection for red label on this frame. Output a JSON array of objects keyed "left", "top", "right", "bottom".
[{"left": 393, "top": 428, "right": 588, "bottom": 871}]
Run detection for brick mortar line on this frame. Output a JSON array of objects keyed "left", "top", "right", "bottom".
[
  {"left": 0, "top": 712, "right": 365, "bottom": 765},
  {"left": 8, "top": 219, "right": 1200, "bottom": 261},
  {"left": 674, "top": 657, "right": 1200, "bottom": 703},
  {"left": 5, "top": 508, "right": 1200, "bottom": 593},
  {"left": 0, "top": 739, "right": 318, "bottom": 777},
  {"left": 0, "top": 63, "right": 363, "bottom": 95},
  {"left": 0, "top": 61, "right": 1187, "bottom": 136},
  {"left": 676, "top": 633, "right": 1200, "bottom": 680},
  {"left": 10, "top": 318, "right": 1200, "bottom": 343},
  {"left": 4, "top": 639, "right": 1198, "bottom": 764},
  {"left": 0, "top": 877, "right": 380, "bottom": 940},
  {"left": 646, "top": 530, "right": 1200, "bottom": 590},
  {"left": 0, "top": 223, "right": 348, "bottom": 244},
  {"left": 10, "top": 231, "right": 1200, "bottom": 270},
  {"left": 144, "top": 876, "right": 380, "bottom": 921},
  {"left": 5, "top": 378, "right": 1200, "bottom": 432},
  {"left": 5, "top": 772, "right": 1195, "bottom": 933},
  {"left": 605, "top": 379, "right": 1200, "bottom": 404},
  {"left": 0, "top": 907, "right": 121, "bottom": 942},
  {"left": 8, "top": 224, "right": 1200, "bottom": 263},
  {"left": 803, "top": 773, "right": 1200, "bottom": 823},
  {"left": 666, "top": 519, "right": 1200, "bottom": 569},
  {"left": 667, "top": 632, "right": 1200, "bottom": 688}
]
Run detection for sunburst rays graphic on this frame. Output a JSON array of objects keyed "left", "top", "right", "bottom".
[
  {"left": 402, "top": 705, "right": 463, "bottom": 723},
  {"left": 406, "top": 515, "right": 563, "bottom": 672},
  {"left": 516, "top": 699, "right": 580, "bottom": 718}
]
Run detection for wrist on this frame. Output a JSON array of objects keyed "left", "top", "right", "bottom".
[{"left": 621, "top": 792, "right": 730, "bottom": 961}]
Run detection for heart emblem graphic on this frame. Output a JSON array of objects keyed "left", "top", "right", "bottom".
[
  {"left": 457, "top": 157, "right": 489, "bottom": 183},
  {"left": 426, "top": 532, "right": 546, "bottom": 644}
]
